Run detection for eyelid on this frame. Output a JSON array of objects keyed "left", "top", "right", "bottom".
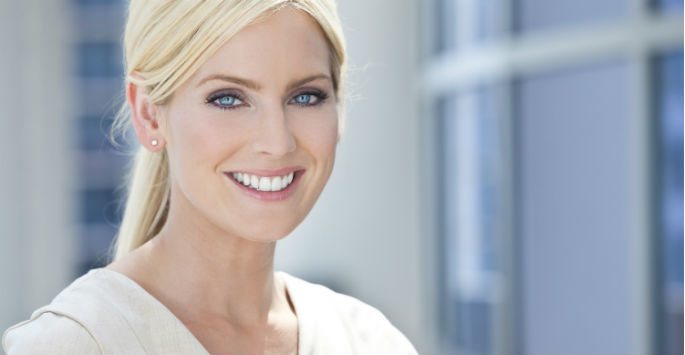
[
  {"left": 206, "top": 89, "right": 247, "bottom": 103},
  {"left": 291, "top": 86, "right": 325, "bottom": 96}
]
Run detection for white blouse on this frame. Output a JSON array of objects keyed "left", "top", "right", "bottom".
[{"left": 2, "top": 268, "right": 418, "bottom": 354}]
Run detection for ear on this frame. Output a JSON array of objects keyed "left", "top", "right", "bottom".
[{"left": 126, "top": 78, "right": 165, "bottom": 152}]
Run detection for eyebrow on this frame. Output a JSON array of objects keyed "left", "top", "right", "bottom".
[{"left": 196, "top": 73, "right": 331, "bottom": 92}]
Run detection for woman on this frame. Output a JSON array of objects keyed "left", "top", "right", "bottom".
[{"left": 2, "top": 0, "right": 417, "bottom": 354}]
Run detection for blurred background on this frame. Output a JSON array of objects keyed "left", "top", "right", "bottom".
[{"left": 0, "top": 0, "right": 682, "bottom": 354}]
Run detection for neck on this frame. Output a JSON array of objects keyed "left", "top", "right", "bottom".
[{"left": 140, "top": 199, "right": 288, "bottom": 328}]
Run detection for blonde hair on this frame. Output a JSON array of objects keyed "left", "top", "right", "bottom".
[{"left": 110, "top": 0, "right": 347, "bottom": 261}]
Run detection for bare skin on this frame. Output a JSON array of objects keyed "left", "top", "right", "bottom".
[
  {"left": 107, "top": 6, "right": 339, "bottom": 355},
  {"left": 107, "top": 238, "right": 298, "bottom": 355}
]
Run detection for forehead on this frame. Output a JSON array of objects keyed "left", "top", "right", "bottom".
[{"left": 191, "top": 7, "right": 331, "bottom": 88}]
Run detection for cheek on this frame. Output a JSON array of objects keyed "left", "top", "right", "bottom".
[
  {"left": 171, "top": 116, "right": 212, "bottom": 169},
  {"left": 167, "top": 108, "right": 249, "bottom": 175},
  {"left": 292, "top": 109, "right": 339, "bottom": 158}
]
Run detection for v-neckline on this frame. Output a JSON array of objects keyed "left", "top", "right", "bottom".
[{"left": 93, "top": 268, "right": 303, "bottom": 355}]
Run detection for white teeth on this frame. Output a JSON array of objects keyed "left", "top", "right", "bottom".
[
  {"left": 272, "top": 176, "right": 283, "bottom": 191},
  {"left": 259, "top": 177, "right": 271, "bottom": 191},
  {"left": 230, "top": 171, "right": 296, "bottom": 192}
]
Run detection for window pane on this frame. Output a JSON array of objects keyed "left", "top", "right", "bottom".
[
  {"left": 439, "top": 86, "right": 503, "bottom": 354},
  {"left": 656, "top": 49, "right": 683, "bottom": 355},
  {"left": 79, "top": 187, "right": 122, "bottom": 225},
  {"left": 654, "top": 0, "right": 684, "bottom": 12},
  {"left": 75, "top": 116, "right": 115, "bottom": 151},
  {"left": 515, "top": 60, "right": 635, "bottom": 355},
  {"left": 79, "top": 224, "right": 118, "bottom": 270},
  {"left": 74, "top": 3, "right": 126, "bottom": 41},
  {"left": 513, "top": 0, "right": 628, "bottom": 34},
  {"left": 435, "top": 0, "right": 507, "bottom": 54},
  {"left": 74, "top": 0, "right": 124, "bottom": 5},
  {"left": 72, "top": 0, "right": 127, "bottom": 276},
  {"left": 78, "top": 42, "right": 123, "bottom": 78},
  {"left": 455, "top": 299, "right": 492, "bottom": 352},
  {"left": 79, "top": 151, "right": 128, "bottom": 188}
]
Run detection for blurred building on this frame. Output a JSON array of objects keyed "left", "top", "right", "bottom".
[
  {"left": 71, "top": 0, "right": 128, "bottom": 274},
  {"left": 423, "top": 0, "right": 683, "bottom": 354},
  {"left": 0, "top": 1, "right": 682, "bottom": 355}
]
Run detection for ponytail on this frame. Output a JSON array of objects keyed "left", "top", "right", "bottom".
[{"left": 111, "top": 147, "right": 170, "bottom": 260}]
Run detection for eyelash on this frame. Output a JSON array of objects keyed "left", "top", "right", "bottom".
[{"left": 205, "top": 89, "right": 330, "bottom": 111}]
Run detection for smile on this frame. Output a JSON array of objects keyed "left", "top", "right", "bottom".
[
  {"left": 224, "top": 169, "right": 304, "bottom": 202},
  {"left": 231, "top": 171, "right": 294, "bottom": 192}
]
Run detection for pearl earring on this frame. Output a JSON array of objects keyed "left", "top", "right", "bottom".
[{"left": 151, "top": 138, "right": 159, "bottom": 147}]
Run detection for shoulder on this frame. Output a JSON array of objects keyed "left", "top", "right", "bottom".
[
  {"left": 329, "top": 291, "right": 418, "bottom": 354},
  {"left": 279, "top": 272, "right": 418, "bottom": 354},
  {"left": 2, "top": 312, "right": 101, "bottom": 355},
  {"left": 2, "top": 268, "right": 143, "bottom": 355}
]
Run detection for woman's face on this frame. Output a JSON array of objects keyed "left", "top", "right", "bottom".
[{"left": 155, "top": 8, "right": 339, "bottom": 242}]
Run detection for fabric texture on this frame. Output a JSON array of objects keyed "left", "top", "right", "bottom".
[{"left": 2, "top": 268, "right": 418, "bottom": 355}]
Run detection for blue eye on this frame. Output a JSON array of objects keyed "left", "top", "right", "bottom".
[
  {"left": 215, "top": 95, "right": 243, "bottom": 108},
  {"left": 206, "top": 92, "right": 246, "bottom": 110},
  {"left": 218, "top": 96, "right": 237, "bottom": 106},
  {"left": 294, "top": 94, "right": 313, "bottom": 104},
  {"left": 291, "top": 91, "right": 329, "bottom": 106}
]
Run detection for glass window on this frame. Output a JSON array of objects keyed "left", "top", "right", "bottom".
[
  {"left": 513, "top": 0, "right": 628, "bottom": 34},
  {"left": 435, "top": 0, "right": 508, "bottom": 54},
  {"left": 76, "top": 116, "right": 115, "bottom": 151},
  {"left": 78, "top": 42, "right": 122, "bottom": 78},
  {"left": 79, "top": 151, "right": 128, "bottom": 188},
  {"left": 427, "top": 0, "right": 682, "bottom": 354},
  {"left": 79, "top": 187, "right": 122, "bottom": 225},
  {"left": 655, "top": 49, "right": 683, "bottom": 355},
  {"left": 515, "top": 60, "right": 635, "bottom": 355},
  {"left": 79, "top": 224, "right": 118, "bottom": 272},
  {"left": 655, "top": 0, "right": 684, "bottom": 12},
  {"left": 72, "top": 0, "right": 127, "bottom": 277},
  {"left": 439, "top": 86, "right": 503, "bottom": 354},
  {"left": 74, "top": 0, "right": 124, "bottom": 5}
]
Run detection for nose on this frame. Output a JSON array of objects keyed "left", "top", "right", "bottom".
[{"left": 251, "top": 105, "right": 296, "bottom": 157}]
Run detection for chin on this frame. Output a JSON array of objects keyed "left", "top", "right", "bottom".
[
  {"left": 239, "top": 231, "right": 293, "bottom": 244},
  {"left": 225, "top": 220, "right": 300, "bottom": 244}
]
